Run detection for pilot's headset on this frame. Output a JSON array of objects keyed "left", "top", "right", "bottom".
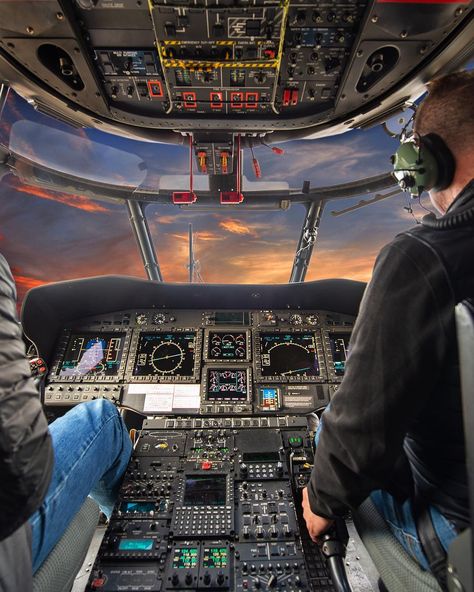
[{"left": 391, "top": 130, "right": 455, "bottom": 198}]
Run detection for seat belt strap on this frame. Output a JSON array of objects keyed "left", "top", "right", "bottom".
[{"left": 414, "top": 501, "right": 448, "bottom": 591}]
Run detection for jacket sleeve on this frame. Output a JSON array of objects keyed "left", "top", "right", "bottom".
[
  {"left": 307, "top": 236, "right": 452, "bottom": 518},
  {"left": 0, "top": 254, "right": 54, "bottom": 541}
]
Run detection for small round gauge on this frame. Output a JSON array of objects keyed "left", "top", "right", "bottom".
[
  {"left": 306, "top": 314, "right": 319, "bottom": 326},
  {"left": 235, "top": 334, "right": 245, "bottom": 346},
  {"left": 222, "top": 334, "right": 236, "bottom": 346},
  {"left": 290, "top": 314, "right": 303, "bottom": 326},
  {"left": 235, "top": 347, "right": 246, "bottom": 358},
  {"left": 211, "top": 347, "right": 221, "bottom": 357},
  {"left": 152, "top": 313, "right": 166, "bottom": 325},
  {"left": 136, "top": 313, "right": 148, "bottom": 325},
  {"left": 151, "top": 341, "right": 185, "bottom": 374}
]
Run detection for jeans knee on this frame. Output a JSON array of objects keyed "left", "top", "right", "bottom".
[{"left": 85, "top": 398, "right": 119, "bottom": 420}]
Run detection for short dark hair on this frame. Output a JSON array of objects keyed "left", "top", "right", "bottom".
[{"left": 414, "top": 70, "right": 474, "bottom": 155}]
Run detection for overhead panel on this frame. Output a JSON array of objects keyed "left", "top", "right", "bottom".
[{"left": 0, "top": 0, "right": 471, "bottom": 136}]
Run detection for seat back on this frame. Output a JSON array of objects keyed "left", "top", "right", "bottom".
[
  {"left": 353, "top": 498, "right": 441, "bottom": 592},
  {"left": 447, "top": 300, "right": 474, "bottom": 592},
  {"left": 32, "top": 497, "right": 99, "bottom": 592}
]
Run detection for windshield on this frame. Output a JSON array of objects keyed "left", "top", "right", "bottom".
[{"left": 0, "top": 89, "right": 424, "bottom": 304}]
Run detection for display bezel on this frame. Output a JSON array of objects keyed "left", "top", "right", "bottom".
[
  {"left": 322, "top": 327, "right": 353, "bottom": 382},
  {"left": 203, "top": 329, "right": 251, "bottom": 363},
  {"left": 201, "top": 365, "right": 252, "bottom": 406},
  {"left": 176, "top": 473, "right": 232, "bottom": 510},
  {"left": 254, "top": 329, "right": 327, "bottom": 383},
  {"left": 126, "top": 328, "right": 202, "bottom": 383},
  {"left": 48, "top": 328, "right": 131, "bottom": 383}
]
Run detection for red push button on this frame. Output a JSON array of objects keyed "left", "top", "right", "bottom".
[{"left": 201, "top": 461, "right": 213, "bottom": 470}]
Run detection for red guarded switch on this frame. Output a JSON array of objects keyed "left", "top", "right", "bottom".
[
  {"left": 172, "top": 191, "right": 197, "bottom": 204},
  {"left": 220, "top": 191, "right": 244, "bottom": 204}
]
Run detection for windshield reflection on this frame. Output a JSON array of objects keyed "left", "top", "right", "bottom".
[{"left": 9, "top": 120, "right": 146, "bottom": 187}]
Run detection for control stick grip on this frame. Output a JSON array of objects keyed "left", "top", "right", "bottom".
[{"left": 320, "top": 522, "right": 353, "bottom": 592}]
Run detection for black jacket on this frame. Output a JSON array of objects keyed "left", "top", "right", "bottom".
[
  {"left": 0, "top": 254, "right": 53, "bottom": 591},
  {"left": 308, "top": 181, "right": 474, "bottom": 530}
]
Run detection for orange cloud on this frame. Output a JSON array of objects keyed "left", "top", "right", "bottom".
[
  {"left": 196, "top": 231, "right": 223, "bottom": 242},
  {"left": 10, "top": 182, "right": 109, "bottom": 213},
  {"left": 219, "top": 218, "right": 255, "bottom": 236},
  {"left": 13, "top": 273, "right": 45, "bottom": 292},
  {"left": 156, "top": 215, "right": 179, "bottom": 224},
  {"left": 11, "top": 271, "right": 46, "bottom": 309}
]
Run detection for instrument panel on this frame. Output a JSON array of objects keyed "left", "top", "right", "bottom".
[
  {"left": 86, "top": 418, "right": 338, "bottom": 592},
  {"left": 45, "top": 308, "right": 354, "bottom": 415}
]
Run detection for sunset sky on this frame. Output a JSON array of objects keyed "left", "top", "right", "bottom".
[{"left": 0, "top": 88, "right": 437, "bottom": 305}]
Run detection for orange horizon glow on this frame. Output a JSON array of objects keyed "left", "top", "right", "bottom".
[{"left": 8, "top": 181, "right": 109, "bottom": 213}]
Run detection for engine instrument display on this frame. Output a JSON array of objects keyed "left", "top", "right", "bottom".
[
  {"left": 133, "top": 332, "right": 197, "bottom": 378},
  {"left": 206, "top": 368, "right": 249, "bottom": 402},
  {"left": 329, "top": 332, "right": 351, "bottom": 376},
  {"left": 183, "top": 476, "right": 227, "bottom": 507},
  {"left": 58, "top": 333, "right": 125, "bottom": 378},
  {"left": 206, "top": 331, "right": 249, "bottom": 361},
  {"left": 258, "top": 332, "right": 320, "bottom": 380}
]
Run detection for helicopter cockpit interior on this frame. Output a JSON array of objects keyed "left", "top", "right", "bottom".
[{"left": 0, "top": 1, "right": 473, "bottom": 592}]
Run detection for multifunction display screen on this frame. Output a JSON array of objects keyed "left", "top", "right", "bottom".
[
  {"left": 207, "top": 331, "right": 248, "bottom": 361},
  {"left": 58, "top": 333, "right": 125, "bottom": 378},
  {"left": 202, "top": 548, "right": 228, "bottom": 569},
  {"left": 206, "top": 369, "right": 248, "bottom": 401},
  {"left": 133, "top": 332, "right": 196, "bottom": 377},
  {"left": 329, "top": 332, "right": 351, "bottom": 375},
  {"left": 258, "top": 332, "right": 320, "bottom": 378},
  {"left": 172, "top": 548, "right": 198, "bottom": 569},
  {"left": 119, "top": 501, "right": 155, "bottom": 514},
  {"left": 118, "top": 539, "right": 154, "bottom": 551},
  {"left": 183, "top": 476, "right": 227, "bottom": 507}
]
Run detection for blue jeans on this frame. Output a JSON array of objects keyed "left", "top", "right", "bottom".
[
  {"left": 314, "top": 411, "right": 457, "bottom": 571},
  {"left": 370, "top": 489, "right": 457, "bottom": 570},
  {"left": 29, "top": 399, "right": 132, "bottom": 573}
]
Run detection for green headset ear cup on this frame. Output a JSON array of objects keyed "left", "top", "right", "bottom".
[
  {"left": 392, "top": 132, "right": 456, "bottom": 196},
  {"left": 420, "top": 133, "right": 455, "bottom": 192},
  {"left": 392, "top": 139, "right": 439, "bottom": 196}
]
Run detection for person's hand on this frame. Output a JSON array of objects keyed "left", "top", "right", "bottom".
[{"left": 301, "top": 486, "right": 334, "bottom": 543}]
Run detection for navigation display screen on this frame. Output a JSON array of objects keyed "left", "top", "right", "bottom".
[
  {"left": 58, "top": 333, "right": 125, "bottom": 378},
  {"left": 259, "top": 332, "right": 320, "bottom": 378},
  {"left": 206, "top": 368, "right": 248, "bottom": 401},
  {"left": 183, "top": 476, "right": 227, "bottom": 506},
  {"left": 207, "top": 331, "right": 248, "bottom": 361},
  {"left": 133, "top": 332, "right": 196, "bottom": 377},
  {"left": 329, "top": 333, "right": 351, "bottom": 376}
]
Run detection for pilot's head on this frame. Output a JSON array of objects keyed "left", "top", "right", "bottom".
[{"left": 413, "top": 70, "right": 474, "bottom": 213}]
